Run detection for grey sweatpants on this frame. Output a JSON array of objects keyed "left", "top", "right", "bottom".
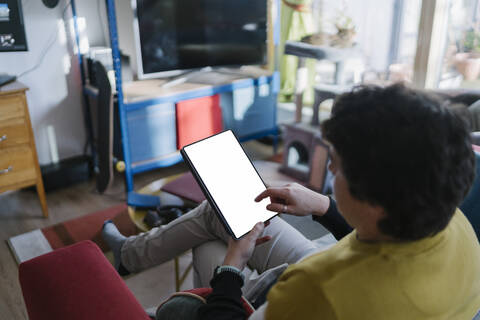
[{"left": 121, "top": 201, "right": 325, "bottom": 289}]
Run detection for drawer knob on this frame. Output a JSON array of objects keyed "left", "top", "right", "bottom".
[
  {"left": 0, "top": 166, "right": 13, "bottom": 175},
  {"left": 0, "top": 135, "right": 6, "bottom": 142}
]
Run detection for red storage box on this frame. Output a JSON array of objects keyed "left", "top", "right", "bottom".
[{"left": 176, "top": 95, "right": 223, "bottom": 149}]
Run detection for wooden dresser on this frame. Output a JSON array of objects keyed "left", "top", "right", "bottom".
[{"left": 0, "top": 82, "right": 48, "bottom": 217}]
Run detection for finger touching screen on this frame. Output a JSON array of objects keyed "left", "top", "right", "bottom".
[{"left": 181, "top": 130, "right": 276, "bottom": 238}]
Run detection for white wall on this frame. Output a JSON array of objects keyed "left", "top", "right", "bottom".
[
  {"left": 0, "top": 0, "right": 86, "bottom": 165},
  {"left": 0, "top": 0, "right": 114, "bottom": 165},
  {"left": 114, "top": 0, "right": 137, "bottom": 78},
  {"left": 76, "top": 0, "right": 109, "bottom": 47},
  {"left": 77, "top": 0, "right": 138, "bottom": 76}
]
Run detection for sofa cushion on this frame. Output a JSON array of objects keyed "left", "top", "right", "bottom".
[{"left": 19, "top": 240, "right": 150, "bottom": 320}]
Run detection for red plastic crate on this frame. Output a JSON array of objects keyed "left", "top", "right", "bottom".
[{"left": 176, "top": 94, "right": 223, "bottom": 149}]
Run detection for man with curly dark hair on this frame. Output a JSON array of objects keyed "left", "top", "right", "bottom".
[
  {"left": 103, "top": 84, "right": 480, "bottom": 319},
  {"left": 322, "top": 84, "right": 476, "bottom": 241}
]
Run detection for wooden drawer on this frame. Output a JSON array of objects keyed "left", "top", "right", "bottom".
[
  {"left": 0, "top": 94, "right": 25, "bottom": 121},
  {"left": 0, "top": 118, "right": 30, "bottom": 149},
  {"left": 0, "top": 145, "right": 36, "bottom": 190}
]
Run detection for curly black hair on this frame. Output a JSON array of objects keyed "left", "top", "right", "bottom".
[{"left": 322, "top": 84, "right": 476, "bottom": 241}]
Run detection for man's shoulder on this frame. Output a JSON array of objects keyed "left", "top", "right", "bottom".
[
  {"left": 266, "top": 235, "right": 384, "bottom": 319},
  {"left": 451, "top": 208, "right": 478, "bottom": 241},
  {"left": 282, "top": 233, "right": 374, "bottom": 284}
]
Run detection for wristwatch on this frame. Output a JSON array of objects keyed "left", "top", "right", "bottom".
[{"left": 214, "top": 265, "right": 245, "bottom": 282}]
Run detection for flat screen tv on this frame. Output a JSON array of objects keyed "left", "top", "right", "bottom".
[{"left": 132, "top": 0, "right": 268, "bottom": 79}]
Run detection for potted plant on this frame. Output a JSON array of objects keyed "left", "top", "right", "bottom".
[{"left": 455, "top": 27, "right": 480, "bottom": 81}]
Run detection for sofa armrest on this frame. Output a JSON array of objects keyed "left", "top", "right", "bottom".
[{"left": 19, "top": 240, "right": 150, "bottom": 320}]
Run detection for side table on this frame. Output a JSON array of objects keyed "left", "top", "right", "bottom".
[
  {"left": 0, "top": 81, "right": 48, "bottom": 217},
  {"left": 284, "top": 41, "right": 360, "bottom": 124},
  {"left": 127, "top": 174, "right": 197, "bottom": 291}
]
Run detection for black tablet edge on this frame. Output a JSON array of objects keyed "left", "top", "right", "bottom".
[{"left": 180, "top": 130, "right": 279, "bottom": 239}]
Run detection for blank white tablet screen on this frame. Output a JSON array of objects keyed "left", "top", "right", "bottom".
[{"left": 183, "top": 131, "right": 275, "bottom": 238}]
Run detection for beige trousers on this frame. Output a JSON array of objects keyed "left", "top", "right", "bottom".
[{"left": 121, "top": 200, "right": 321, "bottom": 289}]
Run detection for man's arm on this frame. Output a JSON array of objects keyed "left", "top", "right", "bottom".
[
  {"left": 255, "top": 184, "right": 352, "bottom": 240},
  {"left": 199, "top": 222, "right": 269, "bottom": 320},
  {"left": 197, "top": 271, "right": 247, "bottom": 320},
  {"left": 312, "top": 196, "right": 353, "bottom": 240}
]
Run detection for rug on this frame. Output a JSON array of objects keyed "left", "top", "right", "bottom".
[
  {"left": 7, "top": 204, "right": 138, "bottom": 264},
  {"left": 161, "top": 154, "right": 285, "bottom": 203}
]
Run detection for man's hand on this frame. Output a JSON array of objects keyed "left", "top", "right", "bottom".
[
  {"left": 223, "top": 222, "right": 271, "bottom": 271},
  {"left": 255, "top": 183, "right": 330, "bottom": 217}
]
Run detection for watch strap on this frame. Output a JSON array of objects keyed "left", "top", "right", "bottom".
[{"left": 215, "top": 265, "right": 245, "bottom": 282}]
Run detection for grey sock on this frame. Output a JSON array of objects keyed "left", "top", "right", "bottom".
[{"left": 102, "top": 220, "right": 127, "bottom": 273}]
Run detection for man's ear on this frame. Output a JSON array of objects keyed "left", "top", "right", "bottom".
[
  {"left": 371, "top": 205, "right": 394, "bottom": 239},
  {"left": 373, "top": 205, "right": 387, "bottom": 218},
  {"left": 368, "top": 204, "right": 387, "bottom": 223}
]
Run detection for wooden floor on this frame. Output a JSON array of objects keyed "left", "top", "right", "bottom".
[{"left": 0, "top": 140, "right": 276, "bottom": 319}]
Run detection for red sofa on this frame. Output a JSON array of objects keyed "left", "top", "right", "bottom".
[
  {"left": 19, "top": 240, "right": 151, "bottom": 320},
  {"left": 18, "top": 240, "right": 255, "bottom": 320}
]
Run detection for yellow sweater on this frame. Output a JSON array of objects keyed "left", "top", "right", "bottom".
[{"left": 266, "top": 209, "right": 480, "bottom": 319}]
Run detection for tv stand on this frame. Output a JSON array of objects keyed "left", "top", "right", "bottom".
[
  {"left": 160, "top": 67, "right": 213, "bottom": 89},
  {"left": 160, "top": 66, "right": 267, "bottom": 88},
  {"left": 87, "top": 65, "right": 279, "bottom": 207},
  {"left": 216, "top": 66, "right": 266, "bottom": 76}
]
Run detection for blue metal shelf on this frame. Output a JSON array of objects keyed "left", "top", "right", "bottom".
[
  {"left": 130, "top": 153, "right": 183, "bottom": 175},
  {"left": 105, "top": 0, "right": 135, "bottom": 202},
  {"left": 238, "top": 128, "right": 279, "bottom": 143},
  {"left": 125, "top": 76, "right": 274, "bottom": 112},
  {"left": 99, "top": 0, "right": 280, "bottom": 208}
]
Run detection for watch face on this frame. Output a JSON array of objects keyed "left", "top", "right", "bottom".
[
  {"left": 216, "top": 266, "right": 233, "bottom": 274},
  {"left": 215, "top": 266, "right": 245, "bottom": 283}
]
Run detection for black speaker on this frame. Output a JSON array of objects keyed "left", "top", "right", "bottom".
[
  {"left": 42, "top": 0, "right": 59, "bottom": 9},
  {"left": 40, "top": 155, "right": 92, "bottom": 192}
]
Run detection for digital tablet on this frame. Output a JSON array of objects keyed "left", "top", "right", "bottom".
[{"left": 180, "top": 130, "right": 277, "bottom": 239}]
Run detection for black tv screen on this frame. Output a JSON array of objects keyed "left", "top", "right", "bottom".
[{"left": 133, "top": 0, "right": 267, "bottom": 78}]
